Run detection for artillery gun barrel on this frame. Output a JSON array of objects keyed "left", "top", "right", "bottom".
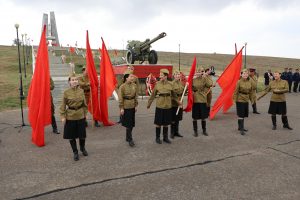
[{"left": 140, "top": 32, "right": 167, "bottom": 51}]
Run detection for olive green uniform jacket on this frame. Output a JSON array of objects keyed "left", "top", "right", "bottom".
[
  {"left": 258, "top": 79, "right": 289, "bottom": 102},
  {"left": 171, "top": 80, "right": 185, "bottom": 107},
  {"left": 60, "top": 87, "right": 88, "bottom": 120},
  {"left": 233, "top": 79, "right": 255, "bottom": 103},
  {"left": 192, "top": 76, "right": 213, "bottom": 103},
  {"left": 147, "top": 80, "right": 178, "bottom": 109},
  {"left": 118, "top": 82, "right": 138, "bottom": 109}
]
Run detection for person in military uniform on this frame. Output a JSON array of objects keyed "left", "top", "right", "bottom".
[
  {"left": 192, "top": 67, "right": 213, "bottom": 137},
  {"left": 233, "top": 69, "right": 255, "bottom": 135},
  {"left": 292, "top": 68, "right": 300, "bottom": 92},
  {"left": 257, "top": 71, "right": 293, "bottom": 130},
  {"left": 78, "top": 66, "right": 100, "bottom": 127},
  {"left": 170, "top": 70, "right": 185, "bottom": 139},
  {"left": 60, "top": 73, "right": 88, "bottom": 161},
  {"left": 118, "top": 70, "right": 138, "bottom": 147},
  {"left": 147, "top": 69, "right": 181, "bottom": 144},
  {"left": 50, "top": 77, "right": 60, "bottom": 134},
  {"left": 249, "top": 68, "right": 260, "bottom": 114},
  {"left": 204, "top": 68, "right": 215, "bottom": 114}
]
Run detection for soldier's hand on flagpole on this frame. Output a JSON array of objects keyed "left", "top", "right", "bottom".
[
  {"left": 61, "top": 118, "right": 66, "bottom": 125},
  {"left": 120, "top": 109, "right": 124, "bottom": 115}
]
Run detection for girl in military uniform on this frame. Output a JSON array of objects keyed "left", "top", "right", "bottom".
[
  {"left": 192, "top": 67, "right": 213, "bottom": 136},
  {"left": 170, "top": 70, "right": 185, "bottom": 138},
  {"left": 257, "top": 71, "right": 292, "bottom": 130},
  {"left": 60, "top": 73, "right": 88, "bottom": 161},
  {"left": 233, "top": 69, "right": 254, "bottom": 135},
  {"left": 147, "top": 69, "right": 180, "bottom": 144},
  {"left": 118, "top": 70, "right": 138, "bottom": 147},
  {"left": 204, "top": 68, "right": 215, "bottom": 114}
]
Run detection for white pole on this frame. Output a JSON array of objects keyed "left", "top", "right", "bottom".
[{"left": 176, "top": 83, "right": 188, "bottom": 115}]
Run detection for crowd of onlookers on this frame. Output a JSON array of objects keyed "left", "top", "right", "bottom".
[{"left": 264, "top": 67, "right": 300, "bottom": 93}]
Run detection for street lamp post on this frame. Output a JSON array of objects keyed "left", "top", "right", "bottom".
[
  {"left": 244, "top": 42, "right": 247, "bottom": 69},
  {"left": 14, "top": 24, "right": 26, "bottom": 127},
  {"left": 179, "top": 44, "right": 181, "bottom": 71}
]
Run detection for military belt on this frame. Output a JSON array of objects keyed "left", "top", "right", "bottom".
[
  {"left": 159, "top": 93, "right": 170, "bottom": 97},
  {"left": 124, "top": 96, "right": 135, "bottom": 100},
  {"left": 68, "top": 106, "right": 83, "bottom": 110},
  {"left": 239, "top": 91, "right": 249, "bottom": 95}
]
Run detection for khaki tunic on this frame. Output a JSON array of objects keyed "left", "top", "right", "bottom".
[
  {"left": 250, "top": 75, "right": 258, "bottom": 104},
  {"left": 171, "top": 80, "right": 185, "bottom": 107},
  {"left": 147, "top": 80, "right": 177, "bottom": 109},
  {"left": 60, "top": 87, "right": 88, "bottom": 120},
  {"left": 233, "top": 79, "right": 255, "bottom": 103},
  {"left": 260, "top": 79, "right": 289, "bottom": 102},
  {"left": 118, "top": 82, "right": 138, "bottom": 109},
  {"left": 78, "top": 75, "right": 90, "bottom": 104},
  {"left": 192, "top": 77, "right": 213, "bottom": 103}
]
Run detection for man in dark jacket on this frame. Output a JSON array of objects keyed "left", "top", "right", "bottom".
[
  {"left": 264, "top": 69, "right": 273, "bottom": 86},
  {"left": 293, "top": 68, "right": 300, "bottom": 92},
  {"left": 287, "top": 68, "right": 293, "bottom": 93}
]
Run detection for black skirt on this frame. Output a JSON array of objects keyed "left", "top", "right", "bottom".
[
  {"left": 154, "top": 107, "right": 172, "bottom": 126},
  {"left": 63, "top": 118, "right": 86, "bottom": 139},
  {"left": 268, "top": 101, "right": 287, "bottom": 115},
  {"left": 121, "top": 108, "right": 136, "bottom": 128},
  {"left": 192, "top": 103, "right": 209, "bottom": 120},
  {"left": 171, "top": 107, "right": 183, "bottom": 122},
  {"left": 236, "top": 102, "right": 249, "bottom": 118}
]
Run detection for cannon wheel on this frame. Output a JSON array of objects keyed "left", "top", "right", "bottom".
[
  {"left": 126, "top": 50, "right": 135, "bottom": 64},
  {"left": 148, "top": 50, "right": 158, "bottom": 64}
]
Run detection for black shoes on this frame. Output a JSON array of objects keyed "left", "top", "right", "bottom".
[
  {"left": 74, "top": 152, "right": 79, "bottom": 161},
  {"left": 53, "top": 129, "right": 60, "bottom": 134},
  {"left": 129, "top": 140, "right": 135, "bottom": 147},
  {"left": 156, "top": 138, "right": 162, "bottom": 144}
]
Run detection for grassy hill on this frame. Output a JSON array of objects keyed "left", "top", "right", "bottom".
[{"left": 0, "top": 45, "right": 299, "bottom": 111}]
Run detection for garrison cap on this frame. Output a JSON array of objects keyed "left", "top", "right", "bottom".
[
  {"left": 160, "top": 68, "right": 169, "bottom": 74},
  {"left": 249, "top": 68, "right": 256, "bottom": 72},
  {"left": 123, "top": 69, "right": 133, "bottom": 75}
]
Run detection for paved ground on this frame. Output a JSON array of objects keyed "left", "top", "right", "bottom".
[{"left": 0, "top": 92, "right": 299, "bottom": 200}]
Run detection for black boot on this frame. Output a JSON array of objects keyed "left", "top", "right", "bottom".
[
  {"left": 51, "top": 115, "right": 60, "bottom": 134},
  {"left": 252, "top": 103, "right": 260, "bottom": 114},
  {"left": 163, "top": 127, "right": 171, "bottom": 144},
  {"left": 156, "top": 127, "right": 162, "bottom": 144},
  {"left": 282, "top": 116, "right": 293, "bottom": 130},
  {"left": 94, "top": 120, "right": 101, "bottom": 127},
  {"left": 69, "top": 139, "right": 79, "bottom": 161},
  {"left": 126, "top": 128, "right": 135, "bottom": 147},
  {"left": 170, "top": 123, "right": 175, "bottom": 139},
  {"left": 201, "top": 120, "right": 208, "bottom": 136},
  {"left": 193, "top": 120, "right": 198, "bottom": 137},
  {"left": 79, "top": 139, "right": 88, "bottom": 156},
  {"left": 174, "top": 121, "right": 183, "bottom": 137},
  {"left": 271, "top": 115, "right": 277, "bottom": 130},
  {"left": 238, "top": 119, "right": 245, "bottom": 135}
]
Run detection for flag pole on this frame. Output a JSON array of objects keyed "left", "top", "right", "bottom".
[
  {"left": 89, "top": 85, "right": 95, "bottom": 128},
  {"left": 176, "top": 83, "right": 188, "bottom": 115}
]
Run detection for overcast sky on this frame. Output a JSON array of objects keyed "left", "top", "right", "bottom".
[{"left": 1, "top": 0, "right": 299, "bottom": 58}]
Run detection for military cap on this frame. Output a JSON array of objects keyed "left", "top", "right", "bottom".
[
  {"left": 173, "top": 70, "right": 180, "bottom": 75},
  {"left": 196, "top": 67, "right": 205, "bottom": 72},
  {"left": 160, "top": 68, "right": 169, "bottom": 74},
  {"left": 124, "top": 69, "right": 133, "bottom": 75},
  {"left": 249, "top": 68, "right": 256, "bottom": 72},
  {"left": 68, "top": 72, "right": 77, "bottom": 78}
]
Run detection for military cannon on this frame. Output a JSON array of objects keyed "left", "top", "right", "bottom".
[{"left": 126, "top": 32, "right": 167, "bottom": 64}]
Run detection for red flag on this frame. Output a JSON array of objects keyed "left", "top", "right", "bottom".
[
  {"left": 27, "top": 25, "right": 51, "bottom": 147},
  {"left": 209, "top": 47, "right": 244, "bottom": 120},
  {"left": 99, "top": 38, "right": 118, "bottom": 126},
  {"left": 180, "top": 71, "right": 187, "bottom": 85},
  {"left": 69, "top": 46, "right": 75, "bottom": 53},
  {"left": 146, "top": 73, "right": 157, "bottom": 95},
  {"left": 183, "top": 57, "right": 197, "bottom": 112},
  {"left": 86, "top": 31, "right": 101, "bottom": 121}
]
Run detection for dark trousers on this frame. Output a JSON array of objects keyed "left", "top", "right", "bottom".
[
  {"left": 293, "top": 81, "right": 299, "bottom": 92},
  {"left": 288, "top": 81, "right": 292, "bottom": 92}
]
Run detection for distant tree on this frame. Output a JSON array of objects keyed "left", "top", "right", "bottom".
[{"left": 12, "top": 38, "right": 21, "bottom": 46}]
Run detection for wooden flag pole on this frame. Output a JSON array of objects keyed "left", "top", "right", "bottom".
[{"left": 176, "top": 83, "right": 188, "bottom": 115}]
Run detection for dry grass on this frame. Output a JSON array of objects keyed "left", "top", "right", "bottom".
[{"left": 1, "top": 45, "right": 299, "bottom": 111}]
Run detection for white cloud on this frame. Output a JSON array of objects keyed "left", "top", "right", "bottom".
[{"left": 0, "top": 0, "right": 299, "bottom": 58}]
